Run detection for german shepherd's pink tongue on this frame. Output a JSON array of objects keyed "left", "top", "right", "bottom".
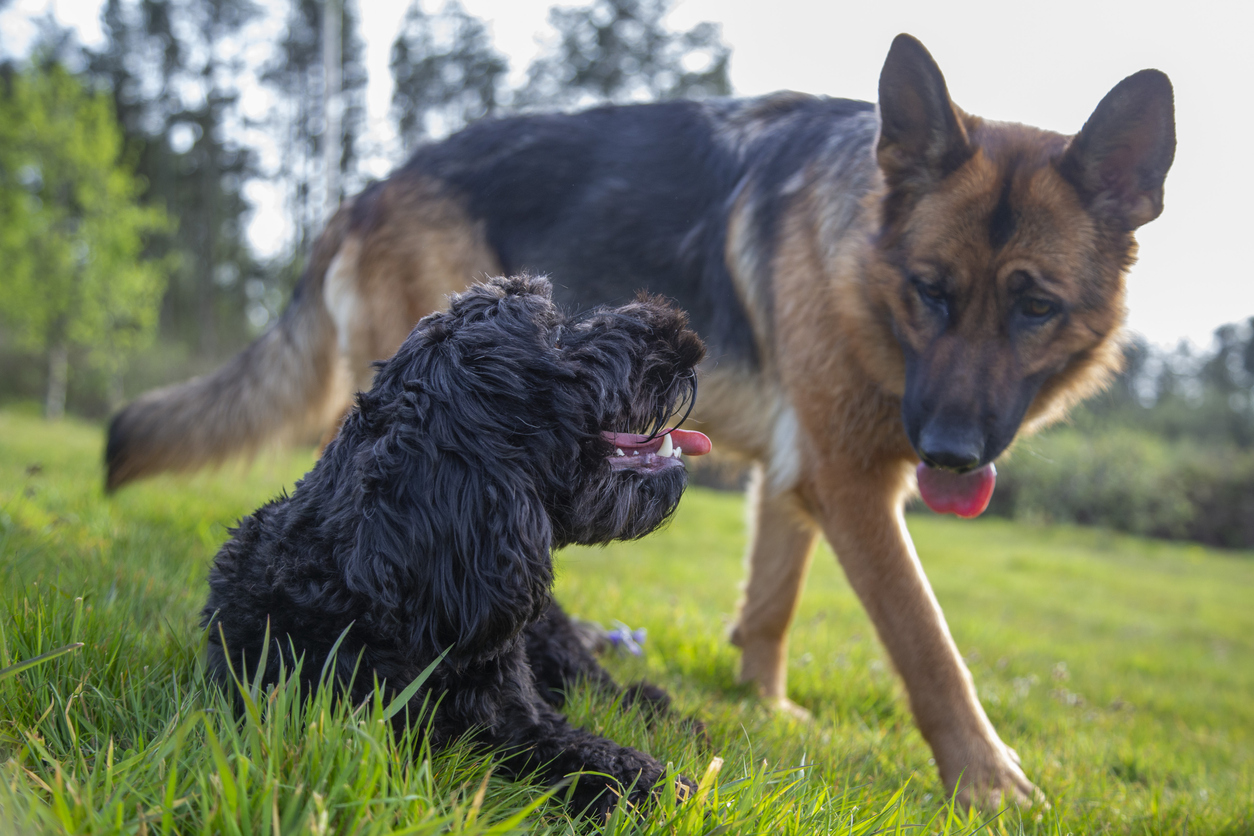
[{"left": 916, "top": 462, "right": 996, "bottom": 518}]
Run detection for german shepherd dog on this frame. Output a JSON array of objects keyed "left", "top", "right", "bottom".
[{"left": 107, "top": 35, "right": 1175, "bottom": 807}]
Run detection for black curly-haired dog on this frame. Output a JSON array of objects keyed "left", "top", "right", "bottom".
[{"left": 202, "top": 275, "right": 711, "bottom": 815}]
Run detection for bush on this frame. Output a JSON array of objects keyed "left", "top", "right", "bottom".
[{"left": 988, "top": 428, "right": 1254, "bottom": 549}]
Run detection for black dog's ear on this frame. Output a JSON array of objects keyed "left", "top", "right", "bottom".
[
  {"left": 1058, "top": 69, "right": 1175, "bottom": 230},
  {"left": 336, "top": 273, "right": 564, "bottom": 660},
  {"left": 341, "top": 418, "right": 555, "bottom": 660},
  {"left": 876, "top": 34, "right": 973, "bottom": 194}
]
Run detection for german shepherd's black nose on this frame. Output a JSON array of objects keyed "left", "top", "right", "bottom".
[{"left": 918, "top": 420, "right": 984, "bottom": 472}]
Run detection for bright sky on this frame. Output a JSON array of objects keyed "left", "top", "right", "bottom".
[{"left": 2, "top": 0, "right": 1250, "bottom": 350}]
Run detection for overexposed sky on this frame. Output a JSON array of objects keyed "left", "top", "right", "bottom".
[{"left": 2, "top": 0, "right": 1250, "bottom": 350}]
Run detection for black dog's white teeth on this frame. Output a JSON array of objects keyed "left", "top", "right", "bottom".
[
  {"left": 615, "top": 448, "right": 625, "bottom": 457},
  {"left": 657, "top": 434, "right": 673, "bottom": 458}
]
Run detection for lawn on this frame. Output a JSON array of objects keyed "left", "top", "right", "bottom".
[{"left": 1, "top": 406, "right": 1251, "bottom": 834}]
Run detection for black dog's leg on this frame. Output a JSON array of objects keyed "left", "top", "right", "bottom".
[
  {"left": 524, "top": 601, "right": 619, "bottom": 707},
  {"left": 524, "top": 603, "right": 705, "bottom": 739},
  {"left": 436, "top": 647, "right": 693, "bottom": 817}
]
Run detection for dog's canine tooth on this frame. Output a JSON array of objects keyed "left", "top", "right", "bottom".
[
  {"left": 615, "top": 448, "right": 625, "bottom": 457},
  {"left": 657, "top": 434, "right": 673, "bottom": 458}
]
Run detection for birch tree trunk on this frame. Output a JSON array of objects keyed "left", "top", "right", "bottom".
[{"left": 323, "top": 0, "right": 342, "bottom": 218}]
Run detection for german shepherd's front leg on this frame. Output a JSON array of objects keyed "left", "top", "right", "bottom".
[
  {"left": 729, "top": 467, "right": 818, "bottom": 717},
  {"left": 806, "top": 457, "right": 1039, "bottom": 809}
]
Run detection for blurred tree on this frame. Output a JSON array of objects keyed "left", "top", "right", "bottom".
[
  {"left": 0, "top": 63, "right": 169, "bottom": 418},
  {"left": 518, "top": 0, "right": 731, "bottom": 109},
  {"left": 265, "top": 0, "right": 368, "bottom": 265},
  {"left": 390, "top": 0, "right": 507, "bottom": 149},
  {"left": 1198, "top": 321, "right": 1254, "bottom": 446},
  {"left": 85, "top": 0, "right": 267, "bottom": 360},
  {"left": 1072, "top": 326, "right": 1254, "bottom": 449},
  {"left": 1201, "top": 322, "right": 1254, "bottom": 395},
  {"left": 1243, "top": 317, "right": 1254, "bottom": 382},
  {"left": 388, "top": 0, "right": 731, "bottom": 147}
]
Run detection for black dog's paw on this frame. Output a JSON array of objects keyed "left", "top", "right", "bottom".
[
  {"left": 678, "top": 715, "right": 711, "bottom": 748},
  {"left": 564, "top": 747, "right": 699, "bottom": 818},
  {"left": 565, "top": 772, "right": 648, "bottom": 820},
  {"left": 570, "top": 770, "right": 699, "bottom": 820},
  {"left": 624, "top": 681, "right": 710, "bottom": 748},
  {"left": 624, "top": 681, "right": 672, "bottom": 714}
]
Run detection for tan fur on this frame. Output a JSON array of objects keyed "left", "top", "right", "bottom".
[
  {"left": 105, "top": 208, "right": 356, "bottom": 490},
  {"left": 727, "top": 55, "right": 1171, "bottom": 805},
  {"left": 331, "top": 176, "right": 501, "bottom": 391},
  {"left": 728, "top": 468, "right": 818, "bottom": 717}
]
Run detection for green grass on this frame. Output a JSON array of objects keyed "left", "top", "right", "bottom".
[{"left": 1, "top": 407, "right": 1251, "bottom": 834}]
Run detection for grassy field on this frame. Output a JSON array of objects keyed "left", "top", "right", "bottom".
[{"left": 1, "top": 405, "right": 1252, "bottom": 834}]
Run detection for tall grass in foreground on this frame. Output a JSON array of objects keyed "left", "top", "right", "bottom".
[
  {"left": 1, "top": 407, "right": 1252, "bottom": 834},
  {"left": 0, "top": 584, "right": 965, "bottom": 835}
]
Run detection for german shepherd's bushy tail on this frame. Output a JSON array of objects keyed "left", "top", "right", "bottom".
[{"left": 104, "top": 208, "right": 354, "bottom": 492}]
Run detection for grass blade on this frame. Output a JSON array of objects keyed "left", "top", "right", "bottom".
[
  {"left": 0, "top": 642, "right": 83, "bottom": 682},
  {"left": 382, "top": 646, "right": 452, "bottom": 723}
]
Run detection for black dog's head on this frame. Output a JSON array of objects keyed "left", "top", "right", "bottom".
[{"left": 321, "top": 275, "right": 707, "bottom": 656}]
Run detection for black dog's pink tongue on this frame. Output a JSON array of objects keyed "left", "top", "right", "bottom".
[
  {"left": 600, "top": 428, "right": 712, "bottom": 456},
  {"left": 916, "top": 462, "right": 996, "bottom": 518},
  {"left": 664, "top": 429, "right": 711, "bottom": 455}
]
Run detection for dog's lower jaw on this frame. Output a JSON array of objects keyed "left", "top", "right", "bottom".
[{"left": 557, "top": 467, "right": 688, "bottom": 546}]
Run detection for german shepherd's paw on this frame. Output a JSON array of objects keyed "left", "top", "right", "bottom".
[
  {"left": 767, "top": 696, "right": 814, "bottom": 722},
  {"left": 947, "top": 740, "right": 1047, "bottom": 812}
]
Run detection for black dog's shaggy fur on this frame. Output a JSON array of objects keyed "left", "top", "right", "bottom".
[{"left": 203, "top": 276, "right": 705, "bottom": 815}]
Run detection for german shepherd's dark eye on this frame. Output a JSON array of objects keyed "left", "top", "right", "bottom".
[
  {"left": 911, "top": 277, "right": 948, "bottom": 312},
  {"left": 1020, "top": 297, "right": 1056, "bottom": 319}
]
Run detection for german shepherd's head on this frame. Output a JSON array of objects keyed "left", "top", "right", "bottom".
[{"left": 867, "top": 35, "right": 1174, "bottom": 493}]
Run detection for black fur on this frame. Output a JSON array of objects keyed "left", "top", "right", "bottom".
[
  {"left": 400, "top": 95, "right": 876, "bottom": 369},
  {"left": 203, "top": 276, "right": 705, "bottom": 816}
]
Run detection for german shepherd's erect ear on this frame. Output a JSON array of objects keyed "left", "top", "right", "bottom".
[
  {"left": 875, "top": 34, "right": 973, "bottom": 199},
  {"left": 1059, "top": 70, "right": 1176, "bottom": 230}
]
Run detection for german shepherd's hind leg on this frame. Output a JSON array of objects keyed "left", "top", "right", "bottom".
[
  {"left": 807, "top": 457, "right": 1041, "bottom": 810},
  {"left": 729, "top": 466, "right": 818, "bottom": 719}
]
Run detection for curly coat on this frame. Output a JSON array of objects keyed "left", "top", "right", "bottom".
[{"left": 203, "top": 276, "right": 707, "bottom": 815}]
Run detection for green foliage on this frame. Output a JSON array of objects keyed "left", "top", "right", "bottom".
[
  {"left": 0, "top": 62, "right": 169, "bottom": 412},
  {"left": 85, "top": 0, "right": 272, "bottom": 357},
  {"left": 989, "top": 427, "right": 1254, "bottom": 547},
  {"left": 1, "top": 408, "right": 1252, "bottom": 833},
  {"left": 974, "top": 331, "right": 1254, "bottom": 548},
  {"left": 1078, "top": 330, "right": 1254, "bottom": 449}
]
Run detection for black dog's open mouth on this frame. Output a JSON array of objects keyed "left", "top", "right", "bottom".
[{"left": 602, "top": 428, "right": 711, "bottom": 472}]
